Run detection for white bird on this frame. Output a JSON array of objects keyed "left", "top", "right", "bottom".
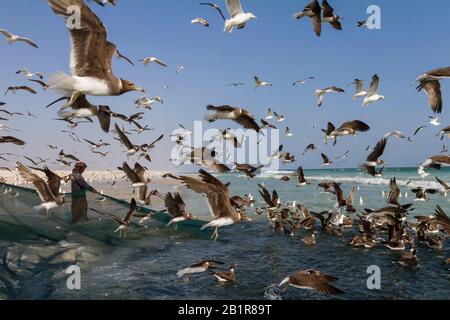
[
  {"left": 285, "top": 127, "right": 293, "bottom": 137},
  {"left": 254, "top": 76, "right": 272, "bottom": 88},
  {"left": 352, "top": 79, "right": 367, "bottom": 100},
  {"left": 359, "top": 196, "right": 363, "bottom": 205},
  {"left": 16, "top": 69, "right": 43, "bottom": 79},
  {"left": 0, "top": 29, "right": 38, "bottom": 48},
  {"left": 315, "top": 86, "right": 345, "bottom": 107},
  {"left": 429, "top": 116, "right": 440, "bottom": 126},
  {"left": 274, "top": 112, "right": 285, "bottom": 122},
  {"left": 265, "top": 108, "right": 274, "bottom": 120},
  {"left": 224, "top": 0, "right": 257, "bottom": 34},
  {"left": 176, "top": 66, "right": 185, "bottom": 74},
  {"left": 139, "top": 57, "right": 168, "bottom": 67},
  {"left": 363, "top": 74, "right": 385, "bottom": 107},
  {"left": 191, "top": 17, "right": 210, "bottom": 27},
  {"left": 135, "top": 96, "right": 164, "bottom": 108}
]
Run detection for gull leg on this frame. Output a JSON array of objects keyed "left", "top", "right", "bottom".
[
  {"left": 211, "top": 228, "right": 219, "bottom": 241},
  {"left": 68, "top": 90, "right": 82, "bottom": 106},
  {"left": 183, "top": 275, "right": 190, "bottom": 285}
]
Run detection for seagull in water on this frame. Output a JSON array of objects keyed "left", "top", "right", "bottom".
[
  {"left": 0, "top": 29, "right": 38, "bottom": 48},
  {"left": 223, "top": 0, "right": 257, "bottom": 33}
]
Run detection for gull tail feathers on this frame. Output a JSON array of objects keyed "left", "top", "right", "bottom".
[{"left": 48, "top": 72, "right": 75, "bottom": 96}]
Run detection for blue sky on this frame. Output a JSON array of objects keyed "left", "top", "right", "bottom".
[{"left": 0, "top": 0, "right": 449, "bottom": 171}]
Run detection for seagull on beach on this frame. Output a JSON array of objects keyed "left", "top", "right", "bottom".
[
  {"left": 223, "top": 0, "right": 257, "bottom": 34},
  {"left": 0, "top": 29, "right": 38, "bottom": 48}
]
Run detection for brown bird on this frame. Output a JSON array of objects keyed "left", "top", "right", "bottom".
[
  {"left": 178, "top": 169, "right": 242, "bottom": 240},
  {"left": 388, "top": 177, "right": 401, "bottom": 207},
  {"left": 325, "top": 120, "right": 370, "bottom": 145},
  {"left": 296, "top": 166, "right": 310, "bottom": 186},
  {"left": 0, "top": 136, "right": 26, "bottom": 145},
  {"left": 92, "top": 198, "right": 137, "bottom": 238},
  {"left": 398, "top": 248, "right": 419, "bottom": 268},
  {"left": 212, "top": 264, "right": 236, "bottom": 283},
  {"left": 415, "top": 67, "right": 450, "bottom": 113},
  {"left": 183, "top": 147, "right": 230, "bottom": 173},
  {"left": 234, "top": 163, "right": 263, "bottom": 178},
  {"left": 321, "top": 0, "right": 343, "bottom": 31},
  {"left": 206, "top": 105, "right": 260, "bottom": 132},
  {"left": 5, "top": 86, "right": 37, "bottom": 95},
  {"left": 16, "top": 162, "right": 66, "bottom": 217},
  {"left": 47, "top": 0, "right": 144, "bottom": 104},
  {"left": 293, "top": 0, "right": 322, "bottom": 37},
  {"left": 176, "top": 259, "right": 224, "bottom": 283},
  {"left": 279, "top": 269, "right": 343, "bottom": 295},
  {"left": 164, "top": 192, "right": 193, "bottom": 227},
  {"left": 434, "top": 205, "right": 450, "bottom": 235},
  {"left": 364, "top": 138, "right": 387, "bottom": 177},
  {"left": 28, "top": 79, "right": 49, "bottom": 90},
  {"left": 334, "top": 183, "right": 356, "bottom": 212}
]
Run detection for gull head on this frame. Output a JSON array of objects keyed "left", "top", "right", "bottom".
[
  {"left": 248, "top": 13, "right": 257, "bottom": 20},
  {"left": 121, "top": 79, "right": 146, "bottom": 94}
]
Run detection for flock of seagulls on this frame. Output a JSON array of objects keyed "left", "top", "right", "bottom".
[{"left": 0, "top": 0, "right": 449, "bottom": 297}]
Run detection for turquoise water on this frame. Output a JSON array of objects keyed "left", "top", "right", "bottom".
[{"left": 0, "top": 167, "right": 449, "bottom": 300}]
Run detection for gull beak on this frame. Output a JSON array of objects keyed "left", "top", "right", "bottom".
[{"left": 134, "top": 85, "right": 146, "bottom": 93}]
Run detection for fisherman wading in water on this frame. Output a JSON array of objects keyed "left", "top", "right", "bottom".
[{"left": 71, "top": 162, "right": 97, "bottom": 224}]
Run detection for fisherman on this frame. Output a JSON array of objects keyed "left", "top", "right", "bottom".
[{"left": 71, "top": 162, "right": 97, "bottom": 224}]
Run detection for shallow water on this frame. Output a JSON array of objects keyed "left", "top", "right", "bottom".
[{"left": 0, "top": 168, "right": 449, "bottom": 300}]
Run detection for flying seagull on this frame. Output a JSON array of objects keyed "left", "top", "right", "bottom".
[
  {"left": 363, "top": 74, "right": 385, "bottom": 107},
  {"left": 418, "top": 154, "right": 450, "bottom": 177},
  {"left": 321, "top": 153, "right": 333, "bottom": 166},
  {"left": 16, "top": 69, "right": 43, "bottom": 79},
  {"left": 164, "top": 193, "right": 193, "bottom": 227},
  {"left": 28, "top": 79, "right": 49, "bottom": 90},
  {"left": 254, "top": 76, "right": 272, "bottom": 88},
  {"left": 315, "top": 86, "right": 345, "bottom": 107},
  {"left": 292, "top": 77, "right": 315, "bottom": 86},
  {"left": 206, "top": 105, "right": 260, "bottom": 132},
  {"left": 0, "top": 136, "right": 26, "bottom": 145},
  {"left": 139, "top": 56, "right": 168, "bottom": 67},
  {"left": 16, "top": 162, "right": 65, "bottom": 217},
  {"left": 92, "top": 199, "right": 137, "bottom": 238},
  {"left": 178, "top": 169, "right": 243, "bottom": 240},
  {"left": 199, "top": 2, "right": 226, "bottom": 20},
  {"left": 321, "top": 0, "right": 342, "bottom": 31},
  {"left": 182, "top": 147, "right": 230, "bottom": 173},
  {"left": 364, "top": 138, "right": 387, "bottom": 177},
  {"left": 5, "top": 86, "right": 37, "bottom": 95},
  {"left": 191, "top": 18, "right": 210, "bottom": 27},
  {"left": 223, "top": 0, "right": 257, "bottom": 33},
  {"left": 293, "top": 0, "right": 322, "bottom": 37},
  {"left": 351, "top": 79, "right": 367, "bottom": 100},
  {"left": 297, "top": 166, "right": 310, "bottom": 186},
  {"left": 416, "top": 67, "right": 450, "bottom": 113},
  {"left": 279, "top": 269, "right": 343, "bottom": 295},
  {"left": 47, "top": 0, "right": 144, "bottom": 105},
  {"left": 0, "top": 29, "right": 38, "bottom": 48},
  {"left": 177, "top": 259, "right": 224, "bottom": 283},
  {"left": 325, "top": 120, "right": 370, "bottom": 145}
]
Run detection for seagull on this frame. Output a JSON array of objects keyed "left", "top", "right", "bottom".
[
  {"left": 223, "top": 0, "right": 257, "bottom": 34},
  {"left": 285, "top": 127, "right": 293, "bottom": 137},
  {"left": 178, "top": 169, "right": 243, "bottom": 240},
  {"left": 92, "top": 199, "right": 137, "bottom": 238},
  {"left": 115, "top": 49, "right": 135, "bottom": 66},
  {"left": 429, "top": 116, "right": 440, "bottom": 126},
  {"left": 293, "top": 0, "right": 322, "bottom": 37},
  {"left": 265, "top": 108, "right": 274, "bottom": 120},
  {"left": 5, "top": 86, "right": 37, "bottom": 95},
  {"left": 303, "top": 144, "right": 316, "bottom": 155},
  {"left": 16, "top": 162, "right": 66, "bottom": 217},
  {"left": 182, "top": 147, "right": 230, "bottom": 173},
  {"left": 384, "top": 131, "right": 412, "bottom": 142},
  {"left": 206, "top": 105, "right": 260, "bottom": 132},
  {"left": 0, "top": 29, "right": 38, "bottom": 48},
  {"left": 279, "top": 269, "right": 343, "bottom": 296},
  {"left": 0, "top": 136, "right": 26, "bottom": 145},
  {"left": 115, "top": 123, "right": 143, "bottom": 156},
  {"left": 415, "top": 67, "right": 450, "bottom": 113},
  {"left": 139, "top": 56, "right": 168, "bottom": 67},
  {"left": 135, "top": 96, "right": 164, "bottom": 109},
  {"left": 357, "top": 20, "right": 367, "bottom": 28},
  {"left": 364, "top": 138, "right": 387, "bottom": 177},
  {"left": 47, "top": 0, "right": 144, "bottom": 104},
  {"left": 56, "top": 95, "right": 115, "bottom": 132},
  {"left": 260, "top": 119, "right": 277, "bottom": 129},
  {"left": 15, "top": 69, "right": 43, "bottom": 79},
  {"left": 413, "top": 126, "right": 427, "bottom": 136},
  {"left": 164, "top": 193, "right": 193, "bottom": 227},
  {"left": 191, "top": 17, "right": 210, "bottom": 27},
  {"left": 28, "top": 79, "right": 49, "bottom": 90},
  {"left": 234, "top": 163, "right": 263, "bottom": 178},
  {"left": 321, "top": 153, "right": 333, "bottom": 166},
  {"left": 83, "top": 138, "right": 110, "bottom": 150},
  {"left": 212, "top": 264, "right": 236, "bottom": 283},
  {"left": 325, "top": 120, "right": 370, "bottom": 144},
  {"left": 398, "top": 248, "right": 419, "bottom": 268},
  {"left": 315, "top": 86, "right": 345, "bottom": 107},
  {"left": 119, "top": 162, "right": 149, "bottom": 190},
  {"left": 437, "top": 126, "right": 450, "bottom": 140},
  {"left": 336, "top": 150, "right": 350, "bottom": 160},
  {"left": 176, "top": 66, "right": 185, "bottom": 74},
  {"left": 321, "top": 0, "right": 342, "bottom": 31},
  {"left": 292, "top": 77, "right": 315, "bottom": 86},
  {"left": 227, "top": 82, "right": 245, "bottom": 87},
  {"left": 351, "top": 79, "right": 367, "bottom": 100},
  {"left": 418, "top": 154, "right": 450, "bottom": 177},
  {"left": 199, "top": 2, "right": 226, "bottom": 20},
  {"left": 254, "top": 76, "right": 272, "bottom": 88},
  {"left": 274, "top": 112, "right": 285, "bottom": 122},
  {"left": 176, "top": 259, "right": 224, "bottom": 283},
  {"left": 297, "top": 166, "right": 310, "bottom": 186},
  {"left": 88, "top": 0, "right": 117, "bottom": 6},
  {"left": 363, "top": 75, "right": 385, "bottom": 107},
  {"left": 59, "top": 150, "right": 79, "bottom": 162},
  {"left": 334, "top": 182, "right": 356, "bottom": 212}
]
